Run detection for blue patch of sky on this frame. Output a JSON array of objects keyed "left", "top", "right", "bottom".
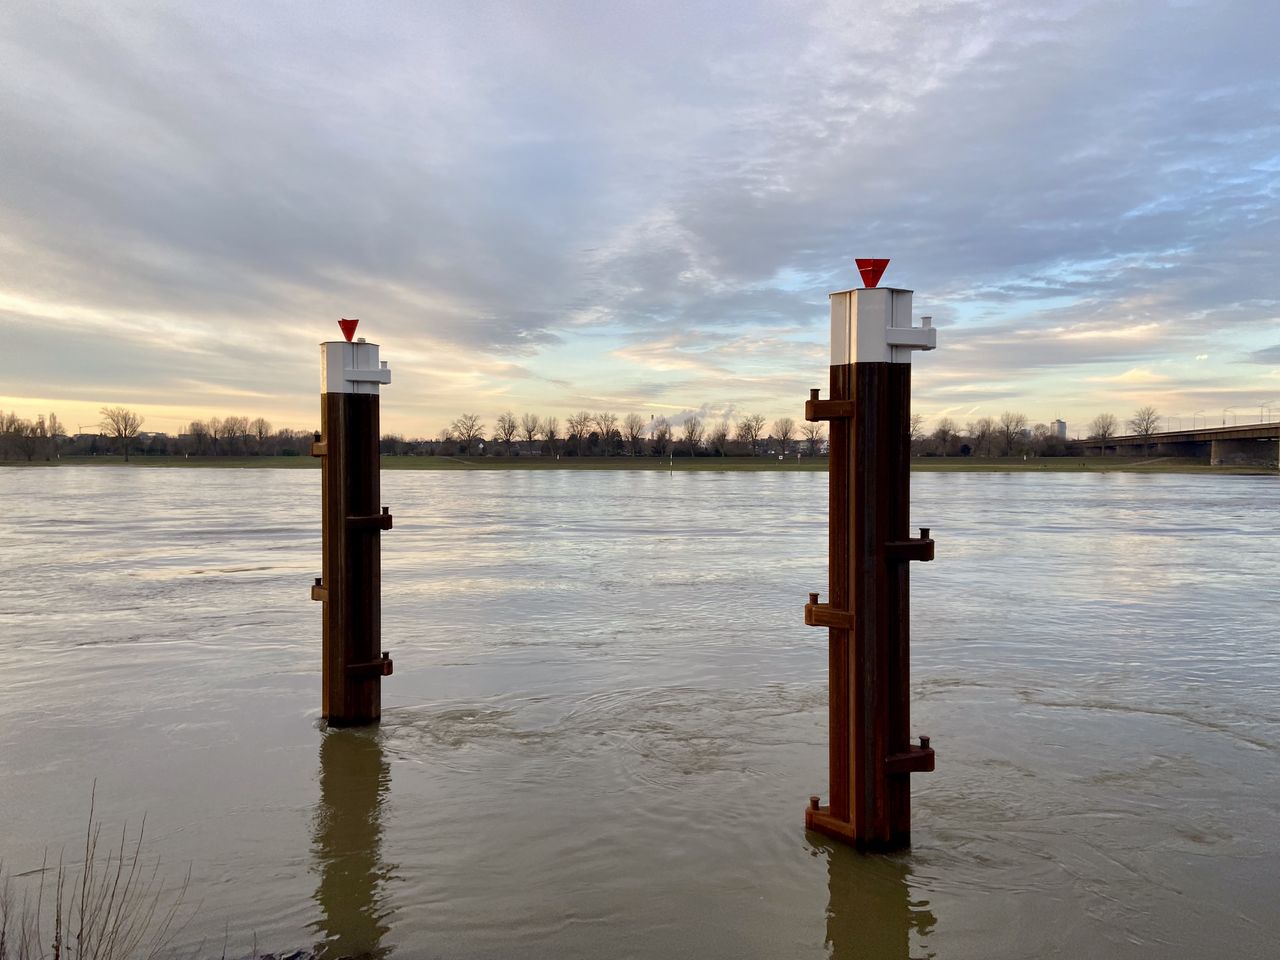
[{"left": 768, "top": 266, "right": 829, "bottom": 294}]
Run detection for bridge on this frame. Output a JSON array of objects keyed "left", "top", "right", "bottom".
[{"left": 1082, "top": 421, "right": 1280, "bottom": 466}]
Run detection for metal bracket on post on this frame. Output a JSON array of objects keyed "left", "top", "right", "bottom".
[
  {"left": 346, "top": 507, "right": 394, "bottom": 531},
  {"left": 885, "top": 528, "right": 936, "bottom": 563}
]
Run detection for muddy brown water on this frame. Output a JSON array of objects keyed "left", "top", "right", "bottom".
[{"left": 1, "top": 468, "right": 1276, "bottom": 958}]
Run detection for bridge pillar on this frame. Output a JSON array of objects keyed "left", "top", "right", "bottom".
[
  {"left": 1211, "top": 438, "right": 1279, "bottom": 467},
  {"left": 803, "top": 261, "right": 937, "bottom": 851}
]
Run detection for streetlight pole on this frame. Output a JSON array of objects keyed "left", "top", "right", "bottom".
[{"left": 1193, "top": 409, "right": 1205, "bottom": 430}]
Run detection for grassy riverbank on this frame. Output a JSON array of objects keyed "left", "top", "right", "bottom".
[{"left": 5, "top": 455, "right": 1274, "bottom": 474}]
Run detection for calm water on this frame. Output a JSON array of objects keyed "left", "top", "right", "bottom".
[{"left": 0, "top": 467, "right": 1276, "bottom": 959}]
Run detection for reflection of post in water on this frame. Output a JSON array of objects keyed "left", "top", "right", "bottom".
[
  {"left": 312, "top": 729, "right": 393, "bottom": 960},
  {"left": 822, "top": 842, "right": 936, "bottom": 960}
]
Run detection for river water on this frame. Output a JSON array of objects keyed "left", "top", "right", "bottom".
[{"left": 0, "top": 467, "right": 1276, "bottom": 959}]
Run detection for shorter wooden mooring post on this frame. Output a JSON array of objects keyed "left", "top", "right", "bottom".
[
  {"left": 311, "top": 319, "right": 394, "bottom": 726},
  {"left": 804, "top": 259, "right": 938, "bottom": 851}
]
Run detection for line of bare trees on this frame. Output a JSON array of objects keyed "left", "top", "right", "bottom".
[
  {"left": 914, "top": 411, "right": 1048, "bottom": 457},
  {"left": 0, "top": 406, "right": 323, "bottom": 461},
  {"left": 914, "top": 406, "right": 1163, "bottom": 458},
  {"left": 388, "top": 411, "right": 826, "bottom": 458},
  {"left": 1, "top": 402, "right": 1171, "bottom": 464},
  {"left": 0, "top": 410, "right": 67, "bottom": 461},
  {"left": 179, "top": 417, "right": 315, "bottom": 456},
  {"left": 432, "top": 406, "right": 1168, "bottom": 461},
  {"left": 2, "top": 406, "right": 151, "bottom": 462},
  {"left": 1084, "top": 407, "right": 1161, "bottom": 440}
]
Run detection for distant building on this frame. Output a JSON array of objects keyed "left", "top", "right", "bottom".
[{"left": 1052, "top": 419, "right": 1067, "bottom": 440}]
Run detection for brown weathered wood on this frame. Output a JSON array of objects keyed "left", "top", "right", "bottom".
[
  {"left": 805, "top": 398, "right": 857, "bottom": 421},
  {"left": 885, "top": 737, "right": 934, "bottom": 775},
  {"left": 828, "top": 363, "right": 852, "bottom": 825},
  {"left": 318, "top": 391, "right": 392, "bottom": 726},
  {"left": 804, "top": 360, "right": 933, "bottom": 851},
  {"left": 346, "top": 509, "right": 394, "bottom": 531},
  {"left": 884, "top": 534, "right": 934, "bottom": 563},
  {"left": 346, "top": 652, "right": 394, "bottom": 677},
  {"left": 804, "top": 602, "right": 856, "bottom": 630}
]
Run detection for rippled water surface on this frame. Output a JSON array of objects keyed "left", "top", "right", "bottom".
[{"left": 1, "top": 467, "right": 1277, "bottom": 959}]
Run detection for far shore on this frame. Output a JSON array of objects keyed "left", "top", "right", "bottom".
[{"left": 3, "top": 455, "right": 1275, "bottom": 475}]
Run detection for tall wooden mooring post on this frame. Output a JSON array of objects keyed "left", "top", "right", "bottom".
[
  {"left": 803, "top": 259, "right": 938, "bottom": 851},
  {"left": 311, "top": 319, "right": 394, "bottom": 727}
]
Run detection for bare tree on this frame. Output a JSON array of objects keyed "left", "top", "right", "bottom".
[
  {"left": 707, "top": 419, "right": 730, "bottom": 456},
  {"left": 542, "top": 416, "right": 560, "bottom": 458},
  {"left": 681, "top": 416, "right": 704, "bottom": 456},
  {"left": 207, "top": 416, "right": 225, "bottom": 455},
  {"left": 594, "top": 411, "right": 619, "bottom": 456},
  {"left": 227, "top": 416, "right": 251, "bottom": 455},
  {"left": 99, "top": 406, "right": 144, "bottom": 461},
  {"left": 1128, "top": 406, "right": 1160, "bottom": 454},
  {"left": 651, "top": 416, "right": 673, "bottom": 458},
  {"left": 12, "top": 418, "right": 41, "bottom": 461},
  {"left": 772, "top": 417, "right": 796, "bottom": 456},
  {"left": 735, "top": 413, "right": 766, "bottom": 456},
  {"left": 622, "top": 412, "right": 646, "bottom": 456},
  {"left": 998, "top": 411, "right": 1028, "bottom": 456},
  {"left": 932, "top": 417, "right": 957, "bottom": 456},
  {"left": 800, "top": 420, "right": 825, "bottom": 456},
  {"left": 909, "top": 413, "right": 925, "bottom": 451},
  {"left": 186, "top": 420, "right": 210, "bottom": 455},
  {"left": 496, "top": 411, "right": 518, "bottom": 455},
  {"left": 567, "top": 411, "right": 592, "bottom": 456},
  {"left": 1127, "top": 406, "right": 1160, "bottom": 437},
  {"left": 1, "top": 412, "right": 14, "bottom": 460},
  {"left": 46, "top": 412, "right": 65, "bottom": 460},
  {"left": 451, "top": 413, "right": 485, "bottom": 455},
  {"left": 250, "top": 417, "right": 272, "bottom": 454},
  {"left": 520, "top": 413, "right": 541, "bottom": 455},
  {"left": 1088, "top": 413, "right": 1118, "bottom": 439},
  {"left": 967, "top": 417, "right": 995, "bottom": 457},
  {"left": 215, "top": 415, "right": 248, "bottom": 456}
]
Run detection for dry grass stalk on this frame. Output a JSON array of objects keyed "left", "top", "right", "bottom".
[{"left": 0, "top": 787, "right": 192, "bottom": 960}]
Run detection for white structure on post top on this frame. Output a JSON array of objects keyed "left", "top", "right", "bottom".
[
  {"left": 830, "top": 286, "right": 937, "bottom": 365},
  {"left": 321, "top": 337, "right": 392, "bottom": 395}
]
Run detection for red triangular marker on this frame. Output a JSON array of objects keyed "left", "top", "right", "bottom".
[
  {"left": 338, "top": 318, "right": 359, "bottom": 342},
  {"left": 856, "top": 259, "right": 890, "bottom": 288}
]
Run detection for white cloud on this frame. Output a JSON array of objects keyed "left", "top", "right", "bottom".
[{"left": 1, "top": 0, "right": 1278, "bottom": 433}]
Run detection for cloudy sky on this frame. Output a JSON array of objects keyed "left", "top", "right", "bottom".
[{"left": 2, "top": 0, "right": 1278, "bottom": 439}]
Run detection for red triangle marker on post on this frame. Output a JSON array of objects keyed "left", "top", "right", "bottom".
[
  {"left": 855, "top": 259, "right": 890, "bottom": 288},
  {"left": 338, "top": 318, "right": 360, "bottom": 342}
]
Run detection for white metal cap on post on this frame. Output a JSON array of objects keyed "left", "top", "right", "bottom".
[
  {"left": 321, "top": 338, "right": 392, "bottom": 395},
  {"left": 830, "top": 287, "right": 937, "bottom": 364}
]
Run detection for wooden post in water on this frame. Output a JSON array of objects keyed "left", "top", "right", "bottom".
[
  {"left": 311, "top": 320, "right": 394, "bottom": 726},
  {"left": 803, "top": 260, "right": 937, "bottom": 851}
]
